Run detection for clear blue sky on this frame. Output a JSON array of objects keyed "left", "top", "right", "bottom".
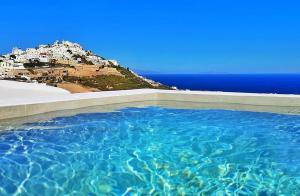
[{"left": 1, "top": 0, "right": 300, "bottom": 74}]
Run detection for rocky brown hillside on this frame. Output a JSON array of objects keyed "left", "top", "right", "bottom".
[{"left": 0, "top": 41, "right": 171, "bottom": 92}]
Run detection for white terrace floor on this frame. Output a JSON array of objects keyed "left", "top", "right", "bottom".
[{"left": 0, "top": 80, "right": 70, "bottom": 103}]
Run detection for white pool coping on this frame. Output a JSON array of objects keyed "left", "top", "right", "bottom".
[{"left": 1, "top": 88, "right": 300, "bottom": 120}]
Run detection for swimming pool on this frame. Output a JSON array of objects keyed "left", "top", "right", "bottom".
[{"left": 0, "top": 106, "right": 300, "bottom": 195}]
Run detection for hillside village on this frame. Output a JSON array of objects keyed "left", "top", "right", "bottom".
[{"left": 0, "top": 41, "right": 170, "bottom": 92}]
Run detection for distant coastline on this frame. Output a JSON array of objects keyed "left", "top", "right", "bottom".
[{"left": 142, "top": 74, "right": 300, "bottom": 95}]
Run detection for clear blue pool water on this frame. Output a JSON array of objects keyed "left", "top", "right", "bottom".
[{"left": 0, "top": 107, "right": 300, "bottom": 195}]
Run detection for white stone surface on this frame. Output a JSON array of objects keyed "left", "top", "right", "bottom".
[{"left": 0, "top": 80, "right": 70, "bottom": 105}]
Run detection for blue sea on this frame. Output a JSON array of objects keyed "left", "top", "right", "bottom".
[
  {"left": 1, "top": 107, "right": 300, "bottom": 195},
  {"left": 143, "top": 74, "right": 300, "bottom": 94}
]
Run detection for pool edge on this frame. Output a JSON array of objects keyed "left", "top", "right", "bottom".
[{"left": 1, "top": 89, "right": 300, "bottom": 120}]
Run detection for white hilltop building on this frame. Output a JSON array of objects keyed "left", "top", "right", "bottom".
[
  {"left": 12, "top": 48, "right": 24, "bottom": 55},
  {"left": 0, "top": 41, "right": 119, "bottom": 75}
]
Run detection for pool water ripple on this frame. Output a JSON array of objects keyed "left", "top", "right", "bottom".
[{"left": 0, "top": 107, "right": 300, "bottom": 195}]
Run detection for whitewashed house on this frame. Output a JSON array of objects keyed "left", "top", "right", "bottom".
[
  {"left": 39, "top": 53, "right": 50, "bottom": 63},
  {"left": 12, "top": 48, "right": 24, "bottom": 55},
  {"left": 15, "top": 55, "right": 28, "bottom": 63},
  {"left": 0, "top": 60, "right": 13, "bottom": 69},
  {"left": 12, "top": 62, "right": 25, "bottom": 69},
  {"left": 0, "top": 60, "right": 24, "bottom": 70}
]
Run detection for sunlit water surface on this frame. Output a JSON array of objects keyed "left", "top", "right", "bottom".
[{"left": 0, "top": 107, "right": 300, "bottom": 195}]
